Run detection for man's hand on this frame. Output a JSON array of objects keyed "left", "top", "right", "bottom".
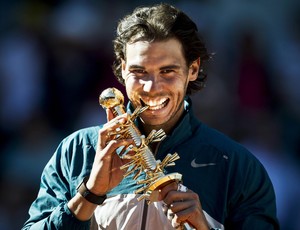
[
  {"left": 68, "top": 109, "right": 133, "bottom": 221},
  {"left": 158, "top": 182, "right": 210, "bottom": 230},
  {"left": 86, "top": 109, "right": 133, "bottom": 196}
]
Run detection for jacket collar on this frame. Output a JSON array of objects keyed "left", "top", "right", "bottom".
[{"left": 159, "top": 97, "right": 193, "bottom": 154}]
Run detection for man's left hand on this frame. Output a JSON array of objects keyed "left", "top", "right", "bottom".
[{"left": 158, "top": 182, "right": 210, "bottom": 230}]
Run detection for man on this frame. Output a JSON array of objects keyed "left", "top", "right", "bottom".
[{"left": 23, "top": 3, "right": 279, "bottom": 230}]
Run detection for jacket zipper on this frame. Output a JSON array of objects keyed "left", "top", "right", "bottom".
[
  {"left": 140, "top": 200, "right": 148, "bottom": 229},
  {"left": 140, "top": 135, "right": 165, "bottom": 229}
]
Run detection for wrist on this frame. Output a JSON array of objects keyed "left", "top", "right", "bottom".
[
  {"left": 67, "top": 193, "right": 98, "bottom": 221},
  {"left": 77, "top": 176, "right": 107, "bottom": 205},
  {"left": 85, "top": 177, "right": 107, "bottom": 196}
]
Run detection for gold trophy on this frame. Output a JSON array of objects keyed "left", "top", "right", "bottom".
[{"left": 99, "top": 87, "right": 182, "bottom": 203}]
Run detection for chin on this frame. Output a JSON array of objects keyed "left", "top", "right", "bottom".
[{"left": 141, "top": 116, "right": 168, "bottom": 127}]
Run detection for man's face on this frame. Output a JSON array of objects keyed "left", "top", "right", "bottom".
[{"left": 121, "top": 38, "right": 199, "bottom": 132}]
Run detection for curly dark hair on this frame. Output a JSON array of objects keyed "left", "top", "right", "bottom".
[{"left": 112, "top": 3, "right": 211, "bottom": 95}]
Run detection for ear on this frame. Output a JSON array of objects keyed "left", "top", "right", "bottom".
[
  {"left": 188, "top": 58, "right": 200, "bottom": 82},
  {"left": 121, "top": 59, "right": 126, "bottom": 80}
]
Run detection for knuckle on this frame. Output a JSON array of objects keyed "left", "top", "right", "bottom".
[
  {"left": 99, "top": 127, "right": 110, "bottom": 136},
  {"left": 107, "top": 139, "right": 118, "bottom": 147},
  {"left": 98, "top": 129, "right": 105, "bottom": 135},
  {"left": 187, "top": 190, "right": 199, "bottom": 200},
  {"left": 192, "top": 192, "right": 199, "bottom": 200}
]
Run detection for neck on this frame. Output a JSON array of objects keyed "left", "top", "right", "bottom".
[
  {"left": 140, "top": 110, "right": 185, "bottom": 137},
  {"left": 142, "top": 123, "right": 172, "bottom": 137}
]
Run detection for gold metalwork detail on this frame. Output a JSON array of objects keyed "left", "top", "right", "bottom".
[{"left": 99, "top": 88, "right": 182, "bottom": 202}]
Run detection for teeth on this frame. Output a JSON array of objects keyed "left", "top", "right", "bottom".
[{"left": 142, "top": 98, "right": 168, "bottom": 110}]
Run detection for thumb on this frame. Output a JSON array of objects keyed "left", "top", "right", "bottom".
[{"left": 106, "top": 108, "right": 114, "bottom": 121}]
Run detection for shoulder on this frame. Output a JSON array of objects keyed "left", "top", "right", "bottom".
[
  {"left": 182, "top": 107, "right": 258, "bottom": 165},
  {"left": 190, "top": 119, "right": 262, "bottom": 168},
  {"left": 61, "top": 126, "right": 101, "bottom": 147},
  {"left": 197, "top": 122, "right": 270, "bottom": 180},
  {"left": 50, "top": 126, "right": 101, "bottom": 166},
  {"left": 187, "top": 104, "right": 250, "bottom": 159},
  {"left": 193, "top": 121, "right": 246, "bottom": 152},
  {"left": 191, "top": 122, "right": 274, "bottom": 197}
]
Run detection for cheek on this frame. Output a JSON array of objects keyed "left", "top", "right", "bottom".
[
  {"left": 124, "top": 77, "right": 139, "bottom": 98},
  {"left": 124, "top": 77, "right": 137, "bottom": 90}
]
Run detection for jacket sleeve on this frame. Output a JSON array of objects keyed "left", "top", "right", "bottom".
[
  {"left": 22, "top": 137, "right": 92, "bottom": 230},
  {"left": 226, "top": 150, "right": 280, "bottom": 230}
]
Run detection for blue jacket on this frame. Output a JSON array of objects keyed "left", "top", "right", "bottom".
[{"left": 22, "top": 98, "right": 279, "bottom": 229}]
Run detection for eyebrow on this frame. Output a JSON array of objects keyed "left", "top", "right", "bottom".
[
  {"left": 128, "top": 64, "right": 181, "bottom": 70},
  {"left": 160, "top": 65, "right": 180, "bottom": 70},
  {"left": 128, "top": 65, "right": 145, "bottom": 69}
]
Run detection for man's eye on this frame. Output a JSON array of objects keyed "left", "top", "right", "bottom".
[
  {"left": 161, "top": 69, "right": 174, "bottom": 74},
  {"left": 131, "top": 69, "right": 146, "bottom": 74}
]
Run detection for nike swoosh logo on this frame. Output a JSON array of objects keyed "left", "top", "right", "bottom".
[{"left": 191, "top": 159, "right": 216, "bottom": 168}]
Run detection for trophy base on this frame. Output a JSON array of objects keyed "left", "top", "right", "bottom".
[
  {"left": 141, "top": 172, "right": 182, "bottom": 203},
  {"left": 148, "top": 172, "right": 182, "bottom": 191}
]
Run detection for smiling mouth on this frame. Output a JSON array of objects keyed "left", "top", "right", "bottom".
[{"left": 140, "top": 98, "right": 169, "bottom": 111}]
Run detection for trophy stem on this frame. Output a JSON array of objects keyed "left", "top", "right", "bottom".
[{"left": 99, "top": 87, "right": 182, "bottom": 202}]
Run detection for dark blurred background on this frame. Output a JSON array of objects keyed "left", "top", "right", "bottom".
[{"left": 1, "top": 0, "right": 300, "bottom": 229}]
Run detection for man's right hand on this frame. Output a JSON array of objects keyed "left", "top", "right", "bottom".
[
  {"left": 86, "top": 110, "right": 134, "bottom": 196},
  {"left": 68, "top": 109, "right": 133, "bottom": 221}
]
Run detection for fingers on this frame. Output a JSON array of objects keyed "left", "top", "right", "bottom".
[
  {"left": 161, "top": 186, "right": 199, "bottom": 208},
  {"left": 98, "top": 114, "right": 128, "bottom": 149},
  {"left": 159, "top": 183, "right": 203, "bottom": 228},
  {"left": 158, "top": 182, "right": 178, "bottom": 201},
  {"left": 106, "top": 108, "right": 114, "bottom": 121},
  {"left": 169, "top": 198, "right": 199, "bottom": 220},
  {"left": 104, "top": 138, "right": 133, "bottom": 154},
  {"left": 169, "top": 200, "right": 201, "bottom": 229}
]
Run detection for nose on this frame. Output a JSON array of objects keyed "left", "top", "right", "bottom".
[
  {"left": 143, "top": 79, "right": 153, "bottom": 92},
  {"left": 141, "top": 76, "right": 161, "bottom": 93}
]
